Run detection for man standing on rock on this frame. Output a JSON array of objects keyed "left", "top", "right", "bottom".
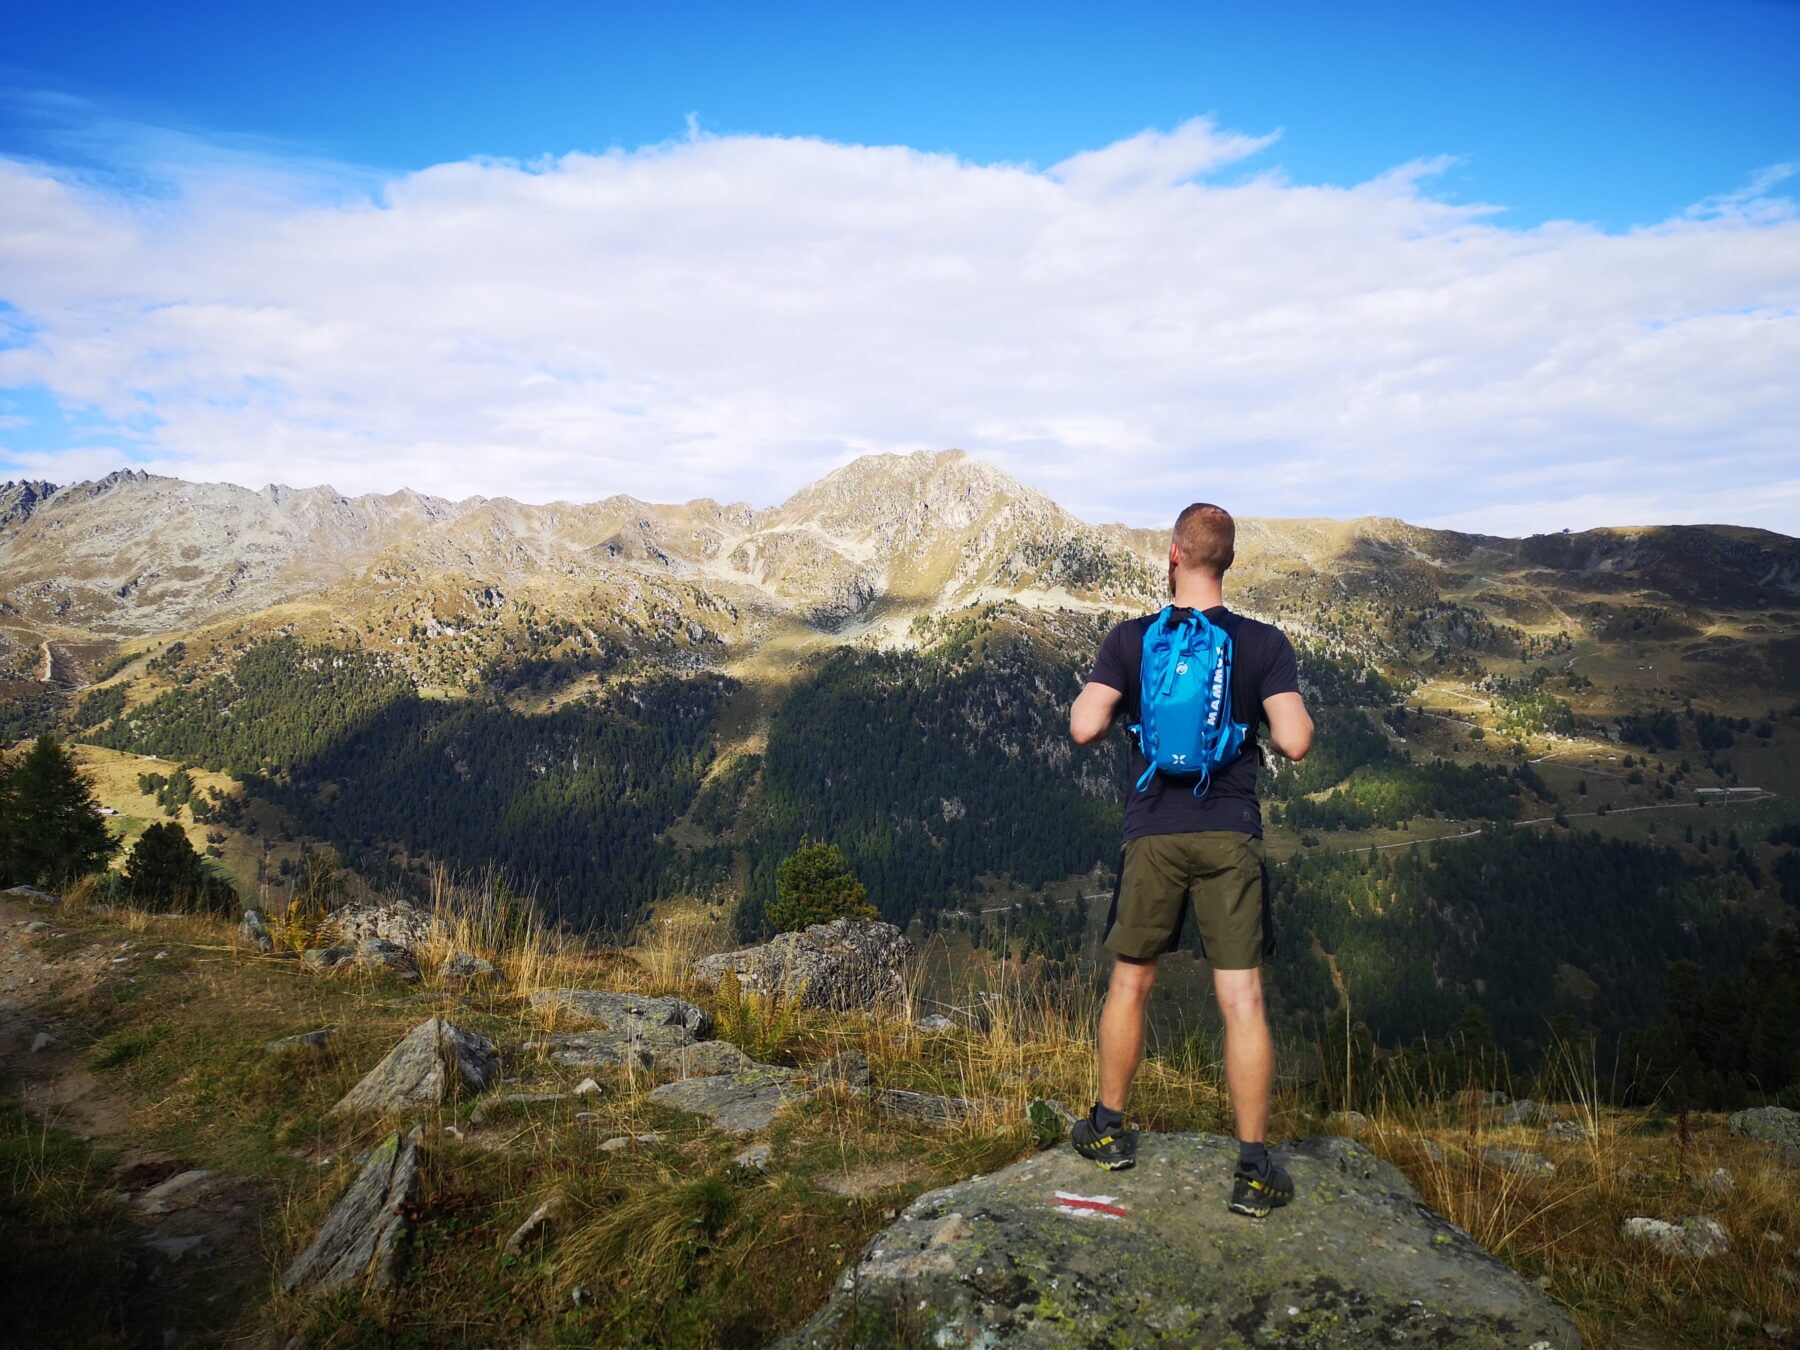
[{"left": 1067, "top": 502, "right": 1314, "bottom": 1218}]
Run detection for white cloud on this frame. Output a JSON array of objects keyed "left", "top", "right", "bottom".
[{"left": 0, "top": 112, "right": 1796, "bottom": 534}]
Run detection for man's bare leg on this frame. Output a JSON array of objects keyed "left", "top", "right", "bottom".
[
  {"left": 1212, "top": 966, "right": 1272, "bottom": 1141},
  {"left": 1097, "top": 955, "right": 1158, "bottom": 1113}
]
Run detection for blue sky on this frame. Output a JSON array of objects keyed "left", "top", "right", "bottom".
[
  {"left": 8, "top": 0, "right": 1796, "bottom": 229},
  {"left": 1, "top": 1, "right": 1797, "bottom": 532}
]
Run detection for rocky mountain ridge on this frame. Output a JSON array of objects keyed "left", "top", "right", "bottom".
[{"left": 4, "top": 450, "right": 1796, "bottom": 697}]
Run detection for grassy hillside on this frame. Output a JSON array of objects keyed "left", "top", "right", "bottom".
[{"left": 2, "top": 885, "right": 1796, "bottom": 1347}]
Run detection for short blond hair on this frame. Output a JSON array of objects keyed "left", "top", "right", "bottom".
[{"left": 1172, "top": 502, "right": 1235, "bottom": 578}]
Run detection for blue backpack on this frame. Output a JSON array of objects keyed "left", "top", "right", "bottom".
[{"left": 1129, "top": 605, "right": 1249, "bottom": 796}]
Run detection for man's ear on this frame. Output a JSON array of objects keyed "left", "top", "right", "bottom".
[{"left": 1168, "top": 542, "right": 1182, "bottom": 569}]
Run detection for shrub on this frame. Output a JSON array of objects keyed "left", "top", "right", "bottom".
[
  {"left": 766, "top": 838, "right": 876, "bottom": 933},
  {"left": 123, "top": 821, "right": 235, "bottom": 914}
]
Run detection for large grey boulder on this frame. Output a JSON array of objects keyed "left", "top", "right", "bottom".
[
  {"left": 327, "top": 899, "right": 435, "bottom": 950},
  {"left": 786, "top": 1134, "right": 1580, "bottom": 1348},
  {"left": 282, "top": 1131, "right": 423, "bottom": 1295},
  {"left": 648, "top": 1066, "right": 811, "bottom": 1134},
  {"left": 331, "top": 1017, "right": 499, "bottom": 1116},
  {"left": 691, "top": 918, "right": 914, "bottom": 1012},
  {"left": 1728, "top": 1106, "right": 1800, "bottom": 1165},
  {"left": 2, "top": 884, "right": 58, "bottom": 904}
]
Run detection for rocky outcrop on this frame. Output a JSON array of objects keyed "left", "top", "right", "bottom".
[
  {"left": 786, "top": 1134, "right": 1580, "bottom": 1348},
  {"left": 330, "top": 1017, "right": 499, "bottom": 1116},
  {"left": 328, "top": 899, "right": 435, "bottom": 950},
  {"left": 1728, "top": 1106, "right": 1800, "bottom": 1165},
  {"left": 282, "top": 1131, "right": 424, "bottom": 1295},
  {"left": 691, "top": 919, "right": 914, "bottom": 1012}
]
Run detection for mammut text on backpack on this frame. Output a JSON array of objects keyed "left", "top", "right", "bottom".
[{"left": 1129, "top": 606, "right": 1249, "bottom": 796}]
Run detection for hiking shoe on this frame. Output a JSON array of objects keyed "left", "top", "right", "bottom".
[
  {"left": 1227, "top": 1161, "right": 1294, "bottom": 1218},
  {"left": 1071, "top": 1117, "right": 1137, "bottom": 1171}
]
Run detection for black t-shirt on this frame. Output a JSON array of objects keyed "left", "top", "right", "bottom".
[{"left": 1088, "top": 606, "right": 1300, "bottom": 841}]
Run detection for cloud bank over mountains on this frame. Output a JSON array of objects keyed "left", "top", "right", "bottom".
[{"left": 1, "top": 114, "right": 1795, "bottom": 534}]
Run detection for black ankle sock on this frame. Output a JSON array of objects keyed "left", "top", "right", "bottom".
[
  {"left": 1092, "top": 1103, "right": 1124, "bottom": 1134},
  {"left": 1237, "top": 1139, "right": 1270, "bottom": 1175}
]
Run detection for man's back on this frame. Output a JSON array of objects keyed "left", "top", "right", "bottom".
[{"left": 1087, "top": 605, "right": 1299, "bottom": 840}]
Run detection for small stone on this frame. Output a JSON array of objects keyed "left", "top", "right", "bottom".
[
  {"left": 136, "top": 1170, "right": 216, "bottom": 1214},
  {"left": 23, "top": 920, "right": 50, "bottom": 934},
  {"left": 570, "top": 1285, "right": 590, "bottom": 1307},
  {"left": 503, "top": 1188, "right": 569, "bottom": 1256},
  {"left": 300, "top": 944, "right": 354, "bottom": 971},
  {"left": 733, "top": 1144, "right": 772, "bottom": 1171},
  {"left": 1500, "top": 1099, "right": 1561, "bottom": 1128},
  {"left": 1703, "top": 1167, "right": 1733, "bottom": 1198},
  {"left": 1544, "top": 1119, "right": 1589, "bottom": 1142},
  {"left": 813, "top": 1049, "right": 871, "bottom": 1090},
  {"left": 238, "top": 909, "right": 274, "bottom": 952},
  {"left": 573, "top": 1077, "right": 602, "bottom": 1096},
  {"left": 153, "top": 951, "right": 168, "bottom": 960},
  {"left": 916, "top": 1014, "right": 955, "bottom": 1032},
  {"left": 1479, "top": 1147, "right": 1556, "bottom": 1177},
  {"left": 1620, "top": 1215, "right": 1729, "bottom": 1257},
  {"left": 264, "top": 1028, "right": 337, "bottom": 1055},
  {"left": 1727, "top": 1309, "right": 1753, "bottom": 1331},
  {"left": 355, "top": 938, "right": 420, "bottom": 982},
  {"left": 1326, "top": 1110, "right": 1369, "bottom": 1134},
  {"left": 1412, "top": 1137, "right": 1446, "bottom": 1163},
  {"left": 29, "top": 1031, "right": 57, "bottom": 1054},
  {"left": 141, "top": 1233, "right": 211, "bottom": 1262},
  {"left": 440, "top": 951, "right": 503, "bottom": 988},
  {"left": 599, "top": 1133, "right": 662, "bottom": 1153}
]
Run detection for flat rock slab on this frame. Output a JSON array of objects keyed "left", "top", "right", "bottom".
[
  {"left": 282, "top": 1131, "right": 423, "bottom": 1296},
  {"left": 872, "top": 1088, "right": 997, "bottom": 1127},
  {"left": 786, "top": 1134, "right": 1580, "bottom": 1348},
  {"left": 331, "top": 1017, "right": 499, "bottom": 1116},
  {"left": 528, "top": 989, "right": 709, "bottom": 1037},
  {"left": 649, "top": 1066, "right": 811, "bottom": 1134}
]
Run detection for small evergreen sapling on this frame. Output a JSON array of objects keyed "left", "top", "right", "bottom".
[{"left": 767, "top": 837, "right": 876, "bottom": 933}]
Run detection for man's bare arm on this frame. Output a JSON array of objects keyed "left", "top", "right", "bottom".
[
  {"left": 1263, "top": 691, "right": 1314, "bottom": 761},
  {"left": 1070, "top": 681, "right": 1125, "bottom": 746}
]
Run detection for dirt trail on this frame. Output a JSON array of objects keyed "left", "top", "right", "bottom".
[{"left": 0, "top": 896, "right": 274, "bottom": 1348}]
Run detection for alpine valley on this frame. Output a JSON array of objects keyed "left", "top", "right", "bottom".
[{"left": 4, "top": 449, "right": 1798, "bottom": 1081}]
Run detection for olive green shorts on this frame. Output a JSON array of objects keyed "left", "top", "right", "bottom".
[{"left": 1102, "top": 831, "right": 1274, "bottom": 968}]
